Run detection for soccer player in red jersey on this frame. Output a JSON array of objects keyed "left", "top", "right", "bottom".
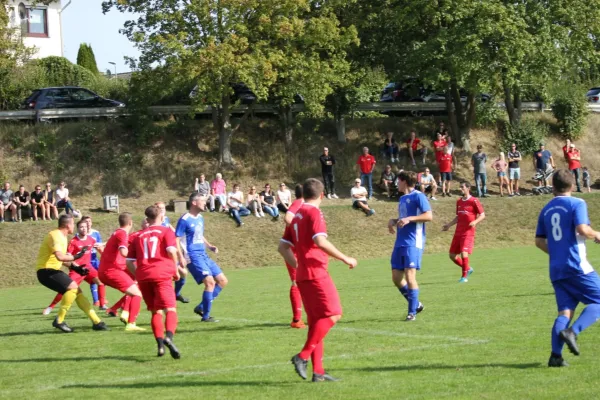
[
  {"left": 279, "top": 178, "right": 357, "bottom": 382},
  {"left": 99, "top": 212, "right": 145, "bottom": 331},
  {"left": 442, "top": 182, "right": 486, "bottom": 283},
  {"left": 127, "top": 205, "right": 181, "bottom": 358},
  {"left": 438, "top": 152, "right": 453, "bottom": 197},
  {"left": 283, "top": 184, "right": 306, "bottom": 328}
]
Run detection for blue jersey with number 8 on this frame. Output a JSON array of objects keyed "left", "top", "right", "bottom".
[{"left": 536, "top": 196, "right": 594, "bottom": 282}]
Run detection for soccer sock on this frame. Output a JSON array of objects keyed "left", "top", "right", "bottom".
[
  {"left": 49, "top": 293, "right": 63, "bottom": 308},
  {"left": 108, "top": 295, "right": 127, "bottom": 312},
  {"left": 551, "top": 315, "right": 570, "bottom": 355},
  {"left": 290, "top": 285, "right": 303, "bottom": 321},
  {"left": 202, "top": 290, "right": 214, "bottom": 319},
  {"left": 165, "top": 311, "right": 178, "bottom": 336},
  {"left": 407, "top": 289, "right": 420, "bottom": 315},
  {"left": 452, "top": 257, "right": 463, "bottom": 267},
  {"left": 57, "top": 289, "right": 78, "bottom": 324},
  {"left": 128, "top": 295, "right": 142, "bottom": 324},
  {"left": 174, "top": 278, "right": 186, "bottom": 297},
  {"left": 90, "top": 283, "right": 99, "bottom": 304},
  {"left": 151, "top": 312, "right": 164, "bottom": 339},
  {"left": 213, "top": 285, "right": 223, "bottom": 300},
  {"left": 75, "top": 293, "right": 101, "bottom": 324},
  {"left": 311, "top": 341, "right": 325, "bottom": 375},
  {"left": 571, "top": 304, "right": 600, "bottom": 335},
  {"left": 398, "top": 284, "right": 409, "bottom": 301},
  {"left": 123, "top": 295, "right": 132, "bottom": 312},
  {"left": 299, "top": 317, "right": 336, "bottom": 360},
  {"left": 462, "top": 257, "right": 470, "bottom": 278},
  {"left": 98, "top": 285, "right": 107, "bottom": 306}
]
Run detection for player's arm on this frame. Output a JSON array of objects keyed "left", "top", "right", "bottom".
[
  {"left": 442, "top": 216, "right": 459, "bottom": 231},
  {"left": 284, "top": 212, "right": 294, "bottom": 226},
  {"left": 203, "top": 237, "right": 218, "bottom": 253},
  {"left": 576, "top": 224, "right": 600, "bottom": 242},
  {"left": 398, "top": 210, "right": 433, "bottom": 227},
  {"left": 278, "top": 240, "right": 297, "bottom": 268},
  {"left": 167, "top": 246, "right": 180, "bottom": 280},
  {"left": 535, "top": 237, "right": 549, "bottom": 254},
  {"left": 175, "top": 237, "right": 187, "bottom": 266},
  {"left": 313, "top": 235, "right": 357, "bottom": 269},
  {"left": 470, "top": 212, "right": 486, "bottom": 227}
]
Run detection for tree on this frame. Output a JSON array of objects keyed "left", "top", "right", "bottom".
[{"left": 77, "top": 43, "right": 100, "bottom": 75}]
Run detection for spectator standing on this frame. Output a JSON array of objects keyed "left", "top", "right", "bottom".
[
  {"left": 277, "top": 183, "right": 292, "bottom": 212},
  {"left": 227, "top": 183, "right": 250, "bottom": 227},
  {"left": 43, "top": 182, "right": 59, "bottom": 220},
  {"left": 56, "top": 182, "right": 75, "bottom": 215},
  {"left": 418, "top": 168, "right": 438, "bottom": 200},
  {"left": 433, "top": 121, "right": 447, "bottom": 138},
  {"left": 433, "top": 132, "right": 447, "bottom": 183},
  {"left": 383, "top": 132, "right": 399, "bottom": 163},
  {"left": 438, "top": 150, "right": 453, "bottom": 197},
  {"left": 562, "top": 138, "right": 571, "bottom": 164},
  {"left": 319, "top": 147, "right": 338, "bottom": 199},
  {"left": 351, "top": 178, "right": 375, "bottom": 216},
  {"left": 30, "top": 185, "right": 46, "bottom": 221},
  {"left": 471, "top": 145, "right": 489, "bottom": 198},
  {"left": 246, "top": 186, "right": 265, "bottom": 218},
  {"left": 492, "top": 152, "right": 512, "bottom": 197},
  {"left": 507, "top": 143, "right": 522, "bottom": 196},
  {"left": 583, "top": 167, "right": 592, "bottom": 193},
  {"left": 211, "top": 173, "right": 227, "bottom": 212},
  {"left": 380, "top": 165, "right": 397, "bottom": 198},
  {"left": 0, "top": 182, "right": 17, "bottom": 222},
  {"left": 194, "top": 174, "right": 215, "bottom": 211},
  {"left": 357, "top": 147, "right": 377, "bottom": 199},
  {"left": 567, "top": 143, "right": 582, "bottom": 192},
  {"left": 260, "top": 184, "right": 280, "bottom": 219},
  {"left": 406, "top": 130, "right": 428, "bottom": 166},
  {"left": 533, "top": 143, "right": 555, "bottom": 188},
  {"left": 13, "top": 185, "right": 31, "bottom": 222}
]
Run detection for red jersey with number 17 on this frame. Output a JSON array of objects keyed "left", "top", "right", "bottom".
[
  {"left": 127, "top": 225, "right": 178, "bottom": 282},
  {"left": 67, "top": 235, "right": 96, "bottom": 266},
  {"left": 99, "top": 228, "right": 129, "bottom": 272},
  {"left": 282, "top": 203, "right": 329, "bottom": 282},
  {"left": 455, "top": 196, "right": 484, "bottom": 236}
]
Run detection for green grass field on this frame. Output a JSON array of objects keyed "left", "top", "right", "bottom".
[{"left": 2, "top": 246, "right": 600, "bottom": 399}]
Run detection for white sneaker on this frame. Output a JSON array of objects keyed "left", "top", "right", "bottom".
[
  {"left": 327, "top": 194, "right": 332, "bottom": 199},
  {"left": 430, "top": 197, "right": 438, "bottom": 201},
  {"left": 42, "top": 307, "right": 53, "bottom": 315},
  {"left": 255, "top": 212, "right": 261, "bottom": 218},
  {"left": 259, "top": 211, "right": 265, "bottom": 217},
  {"left": 332, "top": 194, "right": 339, "bottom": 199}
]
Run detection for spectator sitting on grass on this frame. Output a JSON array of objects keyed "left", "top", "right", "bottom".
[
  {"left": 0, "top": 182, "right": 17, "bottom": 223},
  {"left": 227, "top": 183, "right": 250, "bottom": 227},
  {"left": 418, "top": 168, "right": 438, "bottom": 200},
  {"left": 583, "top": 167, "right": 592, "bottom": 193},
  {"left": 30, "top": 185, "right": 46, "bottom": 221},
  {"left": 276, "top": 183, "right": 292, "bottom": 212},
  {"left": 247, "top": 186, "right": 265, "bottom": 218},
  {"left": 56, "top": 181, "right": 76, "bottom": 216},
  {"left": 195, "top": 174, "right": 215, "bottom": 211},
  {"left": 43, "top": 182, "right": 59, "bottom": 220},
  {"left": 260, "top": 183, "right": 279, "bottom": 219},
  {"left": 383, "top": 132, "right": 399, "bottom": 163},
  {"left": 380, "top": 165, "right": 397, "bottom": 198},
  {"left": 211, "top": 173, "right": 228, "bottom": 212},
  {"left": 13, "top": 185, "right": 31, "bottom": 222},
  {"left": 406, "top": 130, "right": 428, "bottom": 166},
  {"left": 351, "top": 178, "right": 375, "bottom": 216}
]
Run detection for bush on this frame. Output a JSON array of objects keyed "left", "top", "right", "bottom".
[
  {"left": 550, "top": 84, "right": 588, "bottom": 139},
  {"left": 475, "top": 100, "right": 502, "bottom": 129},
  {"left": 499, "top": 117, "right": 548, "bottom": 155}
]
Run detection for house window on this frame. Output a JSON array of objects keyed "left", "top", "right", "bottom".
[{"left": 27, "top": 8, "right": 48, "bottom": 37}]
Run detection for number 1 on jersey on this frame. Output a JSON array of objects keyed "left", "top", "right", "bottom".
[
  {"left": 293, "top": 223, "right": 299, "bottom": 242},
  {"left": 143, "top": 236, "right": 159, "bottom": 258}
]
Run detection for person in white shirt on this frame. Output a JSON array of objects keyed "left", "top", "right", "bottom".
[
  {"left": 445, "top": 136, "right": 456, "bottom": 168},
  {"left": 55, "top": 181, "right": 77, "bottom": 216},
  {"left": 276, "top": 183, "right": 292, "bottom": 212},
  {"left": 418, "top": 168, "right": 438, "bottom": 200},
  {"left": 350, "top": 178, "right": 375, "bottom": 216},
  {"left": 227, "top": 183, "right": 250, "bottom": 227}
]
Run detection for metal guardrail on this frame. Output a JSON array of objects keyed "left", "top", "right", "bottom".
[{"left": 1, "top": 102, "right": 600, "bottom": 121}]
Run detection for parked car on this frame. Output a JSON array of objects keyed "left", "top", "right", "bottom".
[
  {"left": 421, "top": 90, "right": 491, "bottom": 103},
  {"left": 586, "top": 87, "right": 600, "bottom": 103},
  {"left": 189, "top": 83, "right": 257, "bottom": 105},
  {"left": 23, "top": 87, "right": 125, "bottom": 109},
  {"left": 379, "top": 80, "right": 425, "bottom": 102}
]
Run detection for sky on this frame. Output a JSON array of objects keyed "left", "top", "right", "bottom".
[{"left": 62, "top": 1, "right": 139, "bottom": 74}]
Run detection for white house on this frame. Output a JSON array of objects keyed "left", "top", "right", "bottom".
[{"left": 6, "top": 0, "right": 64, "bottom": 59}]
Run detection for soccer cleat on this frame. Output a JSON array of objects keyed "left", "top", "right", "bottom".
[
  {"left": 290, "top": 320, "right": 306, "bottom": 329},
  {"left": 125, "top": 323, "right": 146, "bottom": 332},
  {"left": 119, "top": 311, "right": 129, "bottom": 325},
  {"left": 312, "top": 372, "right": 340, "bottom": 382},
  {"left": 176, "top": 295, "right": 190, "bottom": 304},
  {"left": 405, "top": 314, "right": 416, "bottom": 321},
  {"left": 201, "top": 317, "right": 219, "bottom": 323},
  {"left": 468, "top": 268, "right": 474, "bottom": 276},
  {"left": 99, "top": 305, "right": 108, "bottom": 311},
  {"left": 458, "top": 277, "right": 468, "bottom": 283},
  {"left": 92, "top": 321, "right": 110, "bottom": 331},
  {"left": 42, "top": 307, "right": 53, "bottom": 315},
  {"left": 416, "top": 302, "right": 424, "bottom": 314},
  {"left": 106, "top": 309, "right": 117, "bottom": 317},
  {"left": 548, "top": 354, "right": 569, "bottom": 367},
  {"left": 559, "top": 328, "right": 580, "bottom": 356},
  {"left": 93, "top": 301, "right": 100, "bottom": 307},
  {"left": 157, "top": 345, "right": 166, "bottom": 357},
  {"left": 193, "top": 305, "right": 204, "bottom": 318},
  {"left": 163, "top": 337, "right": 181, "bottom": 359},
  {"left": 291, "top": 354, "right": 308, "bottom": 380},
  {"left": 52, "top": 318, "right": 73, "bottom": 333}
]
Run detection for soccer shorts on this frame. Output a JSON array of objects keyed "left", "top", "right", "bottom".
[
  {"left": 139, "top": 280, "right": 177, "bottom": 311},
  {"left": 450, "top": 234, "right": 475, "bottom": 254},
  {"left": 391, "top": 246, "right": 423, "bottom": 270},
  {"left": 69, "top": 265, "right": 98, "bottom": 286},
  {"left": 553, "top": 271, "right": 600, "bottom": 312},
  {"left": 440, "top": 172, "right": 452, "bottom": 182},
  {"left": 297, "top": 276, "right": 342, "bottom": 323},
  {"left": 509, "top": 168, "right": 520, "bottom": 180},
  {"left": 187, "top": 252, "right": 223, "bottom": 284},
  {"left": 99, "top": 268, "right": 136, "bottom": 293},
  {"left": 37, "top": 269, "right": 73, "bottom": 294}
]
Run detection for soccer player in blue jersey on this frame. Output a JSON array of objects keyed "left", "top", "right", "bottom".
[
  {"left": 175, "top": 193, "right": 228, "bottom": 322},
  {"left": 535, "top": 170, "right": 600, "bottom": 367},
  {"left": 388, "top": 171, "right": 432, "bottom": 321},
  {"left": 81, "top": 216, "right": 104, "bottom": 307}
]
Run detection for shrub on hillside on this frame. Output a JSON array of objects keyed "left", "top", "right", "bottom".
[
  {"left": 550, "top": 84, "right": 588, "bottom": 140},
  {"left": 475, "top": 100, "right": 502, "bottom": 129},
  {"left": 499, "top": 117, "right": 548, "bottom": 155}
]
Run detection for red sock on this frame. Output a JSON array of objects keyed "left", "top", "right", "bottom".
[
  {"left": 151, "top": 313, "right": 164, "bottom": 339},
  {"left": 165, "top": 311, "right": 178, "bottom": 335},
  {"left": 128, "top": 295, "right": 142, "bottom": 323},
  {"left": 49, "top": 293, "right": 62, "bottom": 308},
  {"left": 452, "top": 257, "right": 463, "bottom": 268},
  {"left": 311, "top": 341, "right": 325, "bottom": 375},
  {"left": 109, "top": 295, "right": 127, "bottom": 312},
  {"left": 123, "top": 295, "right": 132, "bottom": 312},
  {"left": 98, "top": 285, "right": 107, "bottom": 306},
  {"left": 462, "top": 257, "right": 470, "bottom": 278},
  {"left": 290, "top": 285, "right": 303, "bottom": 322},
  {"left": 299, "top": 317, "right": 336, "bottom": 360}
]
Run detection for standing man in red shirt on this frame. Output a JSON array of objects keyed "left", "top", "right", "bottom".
[
  {"left": 357, "top": 147, "right": 376, "bottom": 199},
  {"left": 567, "top": 143, "right": 582, "bottom": 193},
  {"left": 283, "top": 184, "right": 306, "bottom": 328},
  {"left": 279, "top": 178, "right": 357, "bottom": 382},
  {"left": 433, "top": 132, "right": 447, "bottom": 184},
  {"left": 442, "top": 182, "right": 486, "bottom": 283},
  {"left": 127, "top": 206, "right": 181, "bottom": 359},
  {"left": 406, "top": 130, "right": 427, "bottom": 166},
  {"left": 438, "top": 152, "right": 454, "bottom": 197},
  {"left": 99, "top": 212, "right": 145, "bottom": 331}
]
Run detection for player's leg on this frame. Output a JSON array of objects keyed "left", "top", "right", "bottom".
[
  {"left": 106, "top": 294, "right": 127, "bottom": 316},
  {"left": 548, "top": 280, "right": 577, "bottom": 367},
  {"left": 44, "top": 292, "right": 62, "bottom": 315},
  {"left": 37, "top": 269, "right": 78, "bottom": 332},
  {"left": 287, "top": 260, "right": 305, "bottom": 328},
  {"left": 123, "top": 283, "right": 144, "bottom": 330},
  {"left": 73, "top": 286, "right": 108, "bottom": 330},
  {"left": 175, "top": 264, "right": 189, "bottom": 303},
  {"left": 199, "top": 275, "right": 217, "bottom": 321}
]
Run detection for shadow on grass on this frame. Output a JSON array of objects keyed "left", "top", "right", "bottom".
[
  {"left": 176, "top": 322, "right": 285, "bottom": 333},
  {"left": 0, "top": 355, "right": 150, "bottom": 363},
  {"left": 63, "top": 380, "right": 288, "bottom": 390},
  {"left": 508, "top": 292, "right": 553, "bottom": 298},
  {"left": 354, "top": 362, "right": 541, "bottom": 372}
]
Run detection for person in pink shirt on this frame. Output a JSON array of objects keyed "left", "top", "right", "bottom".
[
  {"left": 211, "top": 173, "right": 227, "bottom": 212},
  {"left": 492, "top": 152, "right": 512, "bottom": 197}
]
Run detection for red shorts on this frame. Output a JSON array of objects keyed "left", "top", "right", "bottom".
[
  {"left": 69, "top": 266, "right": 98, "bottom": 286},
  {"left": 99, "top": 268, "right": 136, "bottom": 293},
  {"left": 139, "top": 280, "right": 176, "bottom": 311},
  {"left": 285, "top": 262, "right": 297, "bottom": 281},
  {"left": 450, "top": 234, "right": 475, "bottom": 255},
  {"left": 297, "top": 275, "right": 342, "bottom": 323}
]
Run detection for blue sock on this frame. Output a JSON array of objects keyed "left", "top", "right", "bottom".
[
  {"left": 213, "top": 285, "right": 223, "bottom": 300},
  {"left": 174, "top": 278, "right": 186, "bottom": 296},
  {"left": 572, "top": 304, "right": 600, "bottom": 335},
  {"left": 407, "top": 289, "right": 420, "bottom": 315},
  {"left": 90, "top": 284, "right": 99, "bottom": 303},
  {"left": 202, "top": 291, "right": 214, "bottom": 319},
  {"left": 398, "top": 284, "right": 409, "bottom": 301},
  {"left": 551, "top": 315, "right": 570, "bottom": 355}
]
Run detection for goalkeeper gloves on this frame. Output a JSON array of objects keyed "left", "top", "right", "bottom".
[{"left": 71, "top": 264, "right": 89, "bottom": 276}]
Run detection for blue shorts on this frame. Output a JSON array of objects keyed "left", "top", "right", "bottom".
[
  {"left": 187, "top": 252, "right": 223, "bottom": 284},
  {"left": 391, "top": 246, "right": 423, "bottom": 270},
  {"left": 440, "top": 172, "right": 452, "bottom": 182},
  {"left": 90, "top": 256, "right": 100, "bottom": 270},
  {"left": 553, "top": 271, "right": 600, "bottom": 312},
  {"left": 497, "top": 171, "right": 506, "bottom": 177}
]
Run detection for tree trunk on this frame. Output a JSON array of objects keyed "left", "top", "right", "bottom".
[
  {"left": 503, "top": 75, "right": 522, "bottom": 127},
  {"left": 448, "top": 81, "right": 474, "bottom": 152},
  {"left": 279, "top": 105, "right": 295, "bottom": 148},
  {"left": 336, "top": 114, "right": 346, "bottom": 143},
  {"left": 218, "top": 95, "right": 233, "bottom": 165}
]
